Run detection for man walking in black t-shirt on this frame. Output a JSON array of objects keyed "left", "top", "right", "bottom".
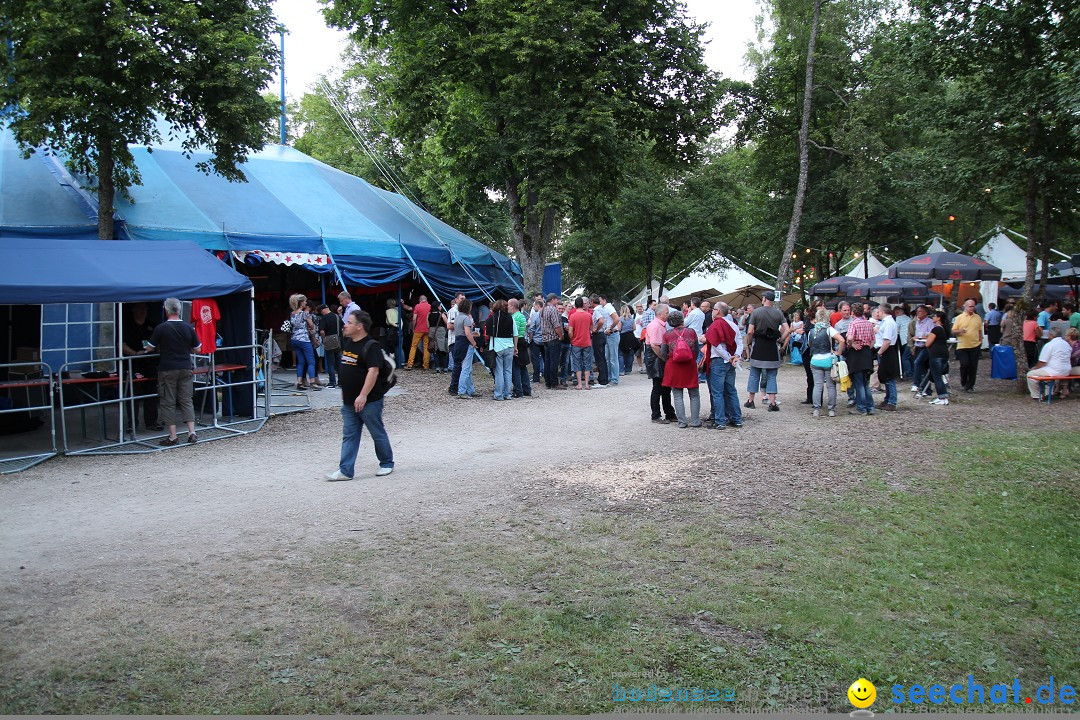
[{"left": 326, "top": 310, "right": 394, "bottom": 481}]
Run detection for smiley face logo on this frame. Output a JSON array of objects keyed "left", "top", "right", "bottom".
[{"left": 848, "top": 678, "right": 876, "bottom": 708}]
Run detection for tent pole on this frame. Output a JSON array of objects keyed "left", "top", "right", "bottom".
[
  {"left": 117, "top": 300, "right": 125, "bottom": 444},
  {"left": 397, "top": 281, "right": 404, "bottom": 368},
  {"left": 321, "top": 238, "right": 347, "bottom": 292},
  {"left": 250, "top": 286, "right": 258, "bottom": 421},
  {"left": 397, "top": 238, "right": 444, "bottom": 310},
  {"left": 320, "top": 274, "right": 326, "bottom": 307},
  {"left": 493, "top": 255, "right": 525, "bottom": 296},
  {"left": 461, "top": 258, "right": 496, "bottom": 302}
]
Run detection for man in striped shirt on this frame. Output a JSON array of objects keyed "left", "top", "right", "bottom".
[{"left": 845, "top": 303, "right": 877, "bottom": 415}]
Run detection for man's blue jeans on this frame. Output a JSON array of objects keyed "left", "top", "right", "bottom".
[
  {"left": 544, "top": 340, "right": 561, "bottom": 387},
  {"left": 560, "top": 343, "right": 572, "bottom": 383},
  {"left": 746, "top": 366, "right": 778, "bottom": 395},
  {"left": 709, "top": 360, "right": 742, "bottom": 425},
  {"left": 912, "top": 347, "right": 929, "bottom": 390},
  {"left": 606, "top": 332, "right": 621, "bottom": 385},
  {"left": 530, "top": 341, "right": 544, "bottom": 382},
  {"left": 339, "top": 399, "right": 393, "bottom": 478},
  {"left": 883, "top": 377, "right": 897, "bottom": 406},
  {"left": 512, "top": 361, "right": 531, "bottom": 395},
  {"left": 851, "top": 370, "right": 874, "bottom": 413}
]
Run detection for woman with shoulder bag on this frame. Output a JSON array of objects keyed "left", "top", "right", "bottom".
[
  {"left": 808, "top": 307, "right": 845, "bottom": 417},
  {"left": 287, "top": 294, "right": 323, "bottom": 391}
]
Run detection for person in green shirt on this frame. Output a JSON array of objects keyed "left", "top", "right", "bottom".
[
  {"left": 510, "top": 298, "right": 532, "bottom": 398},
  {"left": 1065, "top": 302, "right": 1080, "bottom": 330}
]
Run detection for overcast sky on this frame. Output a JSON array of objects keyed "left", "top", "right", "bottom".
[{"left": 269, "top": 0, "right": 764, "bottom": 100}]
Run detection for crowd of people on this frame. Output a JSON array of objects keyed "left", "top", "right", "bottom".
[
  {"left": 293, "top": 288, "right": 1080, "bottom": 410},
  {"left": 288, "top": 291, "right": 1078, "bottom": 478}
]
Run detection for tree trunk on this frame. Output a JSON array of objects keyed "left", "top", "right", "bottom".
[
  {"left": 775, "top": 0, "right": 824, "bottom": 295},
  {"left": 505, "top": 177, "right": 547, "bottom": 296},
  {"left": 1011, "top": 136, "right": 1041, "bottom": 392},
  {"left": 1035, "top": 192, "right": 1051, "bottom": 301},
  {"left": 659, "top": 255, "right": 674, "bottom": 299},
  {"left": 644, "top": 251, "right": 655, "bottom": 303},
  {"left": 96, "top": 133, "right": 115, "bottom": 239},
  {"left": 1002, "top": 304, "right": 1028, "bottom": 392}
]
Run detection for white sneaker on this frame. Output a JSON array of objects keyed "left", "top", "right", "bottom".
[
  {"left": 594, "top": 383, "right": 608, "bottom": 389},
  {"left": 325, "top": 469, "right": 353, "bottom": 481},
  {"left": 929, "top": 398, "right": 949, "bottom": 406},
  {"left": 375, "top": 466, "right": 394, "bottom": 477},
  {"left": 910, "top": 385, "right": 919, "bottom": 393}
]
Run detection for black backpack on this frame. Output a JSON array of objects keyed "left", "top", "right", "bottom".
[
  {"left": 361, "top": 337, "right": 397, "bottom": 391},
  {"left": 809, "top": 326, "right": 832, "bottom": 355}
]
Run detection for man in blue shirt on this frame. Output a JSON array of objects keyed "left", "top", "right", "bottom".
[
  {"left": 1037, "top": 301, "right": 1058, "bottom": 340},
  {"left": 983, "top": 302, "right": 1003, "bottom": 347}
]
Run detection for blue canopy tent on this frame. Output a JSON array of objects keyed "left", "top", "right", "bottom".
[
  {"left": 0, "top": 238, "right": 258, "bottom": 463},
  {"left": 1, "top": 239, "right": 255, "bottom": 413},
  {"left": 0, "top": 131, "right": 98, "bottom": 239},
  {"left": 115, "top": 142, "right": 523, "bottom": 300},
  {"left": 0, "top": 238, "right": 252, "bottom": 304},
  {"left": 0, "top": 128, "right": 524, "bottom": 301}
]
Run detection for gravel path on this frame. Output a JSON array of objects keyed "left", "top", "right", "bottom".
[{"left": 0, "top": 359, "right": 1072, "bottom": 674}]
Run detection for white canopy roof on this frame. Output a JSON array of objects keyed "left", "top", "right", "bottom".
[
  {"left": 665, "top": 259, "right": 770, "bottom": 304},
  {"left": 925, "top": 237, "right": 958, "bottom": 254},
  {"left": 974, "top": 231, "right": 1069, "bottom": 283},
  {"left": 842, "top": 251, "right": 889, "bottom": 279}
]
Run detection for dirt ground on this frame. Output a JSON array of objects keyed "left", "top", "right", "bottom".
[{"left": 1, "top": 358, "right": 1075, "bottom": 700}]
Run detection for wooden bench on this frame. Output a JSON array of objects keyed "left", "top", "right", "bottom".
[{"left": 1034, "top": 375, "right": 1080, "bottom": 404}]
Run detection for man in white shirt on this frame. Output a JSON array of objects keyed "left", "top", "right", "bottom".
[
  {"left": 598, "top": 294, "right": 621, "bottom": 386},
  {"left": 873, "top": 305, "right": 900, "bottom": 410},
  {"left": 1026, "top": 327, "right": 1072, "bottom": 400},
  {"left": 337, "top": 291, "right": 361, "bottom": 319},
  {"left": 589, "top": 294, "right": 615, "bottom": 387}
]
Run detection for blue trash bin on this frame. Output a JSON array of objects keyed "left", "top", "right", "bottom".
[{"left": 990, "top": 344, "right": 1017, "bottom": 380}]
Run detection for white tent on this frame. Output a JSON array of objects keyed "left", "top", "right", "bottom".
[
  {"left": 974, "top": 230, "right": 1069, "bottom": 283},
  {"left": 925, "top": 236, "right": 959, "bottom": 254},
  {"left": 665, "top": 259, "right": 770, "bottom": 305},
  {"left": 842, "top": 251, "right": 889, "bottom": 279},
  {"left": 974, "top": 229, "right": 1070, "bottom": 308}
]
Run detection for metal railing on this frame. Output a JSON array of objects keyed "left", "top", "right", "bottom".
[
  {"left": 58, "top": 344, "right": 268, "bottom": 456},
  {"left": 0, "top": 361, "right": 56, "bottom": 474},
  {"left": 257, "top": 329, "right": 312, "bottom": 416}
]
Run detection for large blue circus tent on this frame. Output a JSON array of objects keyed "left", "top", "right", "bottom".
[{"left": 0, "top": 128, "right": 523, "bottom": 301}]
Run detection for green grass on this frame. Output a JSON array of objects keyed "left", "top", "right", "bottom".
[{"left": 2, "top": 430, "right": 1077, "bottom": 713}]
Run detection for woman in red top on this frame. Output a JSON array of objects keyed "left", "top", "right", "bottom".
[
  {"left": 662, "top": 310, "right": 702, "bottom": 427},
  {"left": 1022, "top": 310, "right": 1039, "bottom": 367}
]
